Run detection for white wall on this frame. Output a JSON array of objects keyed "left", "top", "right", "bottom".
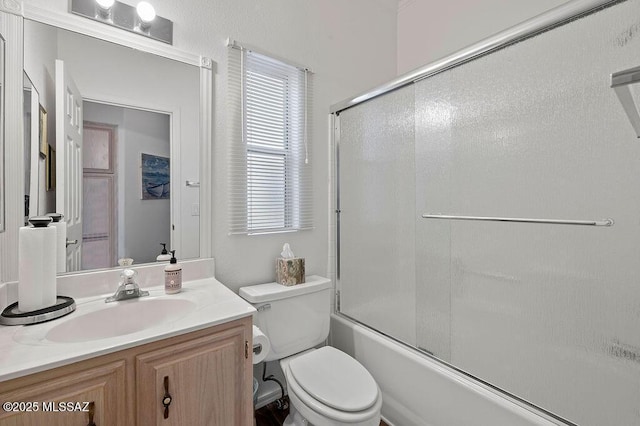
[
  {"left": 397, "top": 0, "right": 570, "bottom": 75},
  {"left": 22, "top": 0, "right": 399, "bottom": 289}
]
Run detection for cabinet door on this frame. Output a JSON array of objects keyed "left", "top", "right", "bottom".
[
  {"left": 0, "top": 361, "right": 126, "bottom": 426},
  {"left": 136, "top": 323, "right": 251, "bottom": 426}
]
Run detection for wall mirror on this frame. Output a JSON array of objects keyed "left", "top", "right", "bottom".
[{"left": 23, "top": 18, "right": 203, "bottom": 273}]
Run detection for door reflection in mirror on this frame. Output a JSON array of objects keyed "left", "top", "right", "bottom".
[{"left": 82, "top": 102, "right": 170, "bottom": 269}]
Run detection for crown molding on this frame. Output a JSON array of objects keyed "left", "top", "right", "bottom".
[{"left": 0, "top": 0, "right": 22, "bottom": 16}]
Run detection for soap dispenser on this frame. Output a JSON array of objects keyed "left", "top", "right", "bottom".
[
  {"left": 156, "top": 243, "right": 171, "bottom": 262},
  {"left": 164, "top": 250, "right": 182, "bottom": 294}
]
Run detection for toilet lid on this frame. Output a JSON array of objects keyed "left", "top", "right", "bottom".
[{"left": 288, "top": 347, "right": 378, "bottom": 412}]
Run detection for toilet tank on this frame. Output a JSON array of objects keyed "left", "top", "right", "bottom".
[{"left": 239, "top": 276, "right": 332, "bottom": 361}]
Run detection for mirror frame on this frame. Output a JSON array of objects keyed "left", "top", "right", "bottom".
[
  {"left": 0, "top": 1, "right": 212, "bottom": 282},
  {"left": 0, "top": 2, "right": 24, "bottom": 283}
]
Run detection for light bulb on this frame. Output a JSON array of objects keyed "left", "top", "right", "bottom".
[
  {"left": 136, "top": 1, "right": 156, "bottom": 24},
  {"left": 95, "top": 0, "right": 114, "bottom": 10}
]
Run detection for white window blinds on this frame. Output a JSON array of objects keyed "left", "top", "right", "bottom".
[{"left": 228, "top": 43, "right": 313, "bottom": 234}]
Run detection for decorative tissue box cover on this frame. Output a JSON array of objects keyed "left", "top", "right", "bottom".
[{"left": 276, "top": 258, "right": 305, "bottom": 286}]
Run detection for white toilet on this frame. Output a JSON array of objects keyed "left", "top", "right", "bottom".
[{"left": 239, "top": 276, "right": 382, "bottom": 426}]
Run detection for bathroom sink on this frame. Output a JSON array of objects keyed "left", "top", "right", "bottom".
[
  {"left": 45, "top": 298, "right": 196, "bottom": 343},
  {"left": 1, "top": 271, "right": 257, "bottom": 383}
]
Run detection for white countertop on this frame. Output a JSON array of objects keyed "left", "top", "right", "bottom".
[{"left": 0, "top": 275, "right": 256, "bottom": 382}]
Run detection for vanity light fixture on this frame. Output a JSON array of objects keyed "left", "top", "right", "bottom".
[
  {"left": 96, "top": 0, "right": 115, "bottom": 10},
  {"left": 95, "top": 0, "right": 114, "bottom": 20},
  {"left": 70, "top": 0, "right": 173, "bottom": 45},
  {"left": 95, "top": 0, "right": 114, "bottom": 10},
  {"left": 135, "top": 1, "right": 156, "bottom": 32}
]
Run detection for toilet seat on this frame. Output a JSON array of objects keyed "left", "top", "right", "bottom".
[
  {"left": 289, "top": 346, "right": 378, "bottom": 412},
  {"left": 282, "top": 348, "right": 382, "bottom": 425}
]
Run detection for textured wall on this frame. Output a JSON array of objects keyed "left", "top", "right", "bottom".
[
  {"left": 21, "top": 0, "right": 399, "bottom": 289},
  {"left": 397, "top": 0, "right": 570, "bottom": 74}
]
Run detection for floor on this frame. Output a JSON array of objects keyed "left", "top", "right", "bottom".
[
  {"left": 254, "top": 397, "right": 389, "bottom": 426},
  {"left": 254, "top": 396, "right": 289, "bottom": 426}
]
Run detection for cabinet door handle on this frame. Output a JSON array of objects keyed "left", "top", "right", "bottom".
[
  {"left": 162, "top": 376, "right": 173, "bottom": 419},
  {"left": 87, "top": 401, "right": 96, "bottom": 426}
]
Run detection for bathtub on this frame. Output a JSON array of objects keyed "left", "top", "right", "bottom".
[{"left": 330, "top": 314, "right": 565, "bottom": 426}]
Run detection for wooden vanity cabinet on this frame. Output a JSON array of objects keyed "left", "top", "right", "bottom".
[
  {"left": 0, "top": 361, "right": 126, "bottom": 426},
  {"left": 136, "top": 321, "right": 250, "bottom": 425},
  {"left": 0, "top": 317, "right": 253, "bottom": 426}
]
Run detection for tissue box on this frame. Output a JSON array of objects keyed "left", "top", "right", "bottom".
[{"left": 276, "top": 257, "right": 305, "bottom": 286}]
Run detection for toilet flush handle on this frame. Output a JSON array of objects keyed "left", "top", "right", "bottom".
[{"left": 257, "top": 304, "right": 271, "bottom": 312}]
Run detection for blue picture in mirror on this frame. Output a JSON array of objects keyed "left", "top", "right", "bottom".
[{"left": 141, "top": 153, "right": 170, "bottom": 200}]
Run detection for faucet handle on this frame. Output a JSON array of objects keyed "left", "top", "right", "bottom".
[
  {"left": 106, "top": 268, "right": 148, "bottom": 302},
  {"left": 121, "top": 268, "right": 138, "bottom": 284},
  {"left": 118, "top": 257, "right": 134, "bottom": 266}
]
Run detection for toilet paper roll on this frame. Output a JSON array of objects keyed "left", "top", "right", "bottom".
[
  {"left": 252, "top": 325, "right": 271, "bottom": 364},
  {"left": 18, "top": 219, "right": 57, "bottom": 312}
]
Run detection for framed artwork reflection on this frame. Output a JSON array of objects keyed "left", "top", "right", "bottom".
[{"left": 141, "top": 153, "right": 170, "bottom": 200}]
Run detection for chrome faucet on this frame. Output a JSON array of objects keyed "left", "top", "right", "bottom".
[{"left": 105, "top": 269, "right": 149, "bottom": 303}]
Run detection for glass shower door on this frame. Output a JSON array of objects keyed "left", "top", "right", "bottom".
[
  {"left": 337, "top": 1, "right": 640, "bottom": 424},
  {"left": 338, "top": 85, "right": 417, "bottom": 346}
]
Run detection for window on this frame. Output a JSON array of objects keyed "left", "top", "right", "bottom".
[{"left": 228, "top": 43, "right": 313, "bottom": 234}]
